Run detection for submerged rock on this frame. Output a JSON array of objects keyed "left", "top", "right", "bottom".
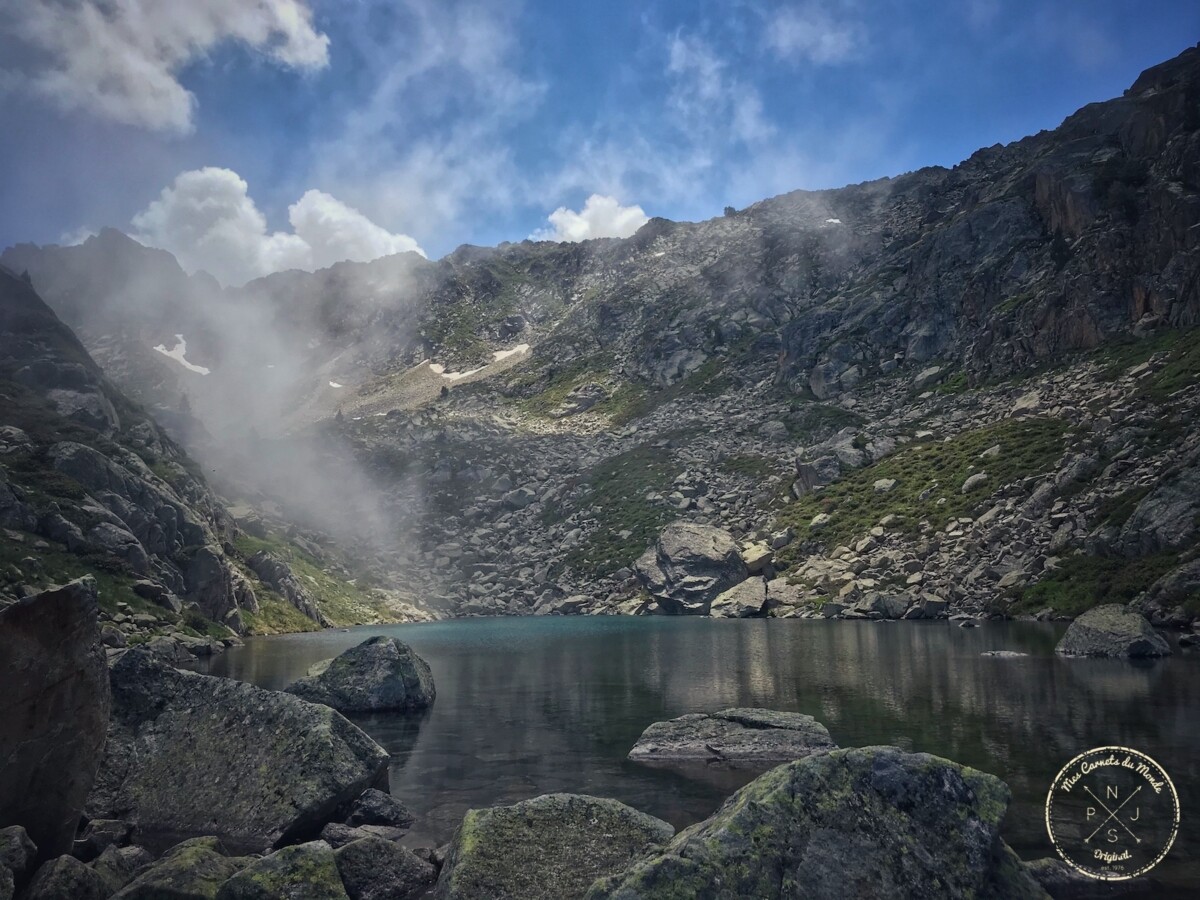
[
  {"left": 285, "top": 636, "right": 436, "bottom": 714},
  {"left": 88, "top": 650, "right": 390, "bottom": 851},
  {"left": 344, "top": 789, "right": 414, "bottom": 829},
  {"left": 0, "top": 578, "right": 110, "bottom": 858},
  {"left": 1055, "top": 605, "right": 1171, "bottom": 658},
  {"left": 628, "top": 709, "right": 836, "bottom": 765},
  {"left": 589, "top": 746, "right": 1047, "bottom": 899},
  {"left": 215, "top": 841, "right": 348, "bottom": 900},
  {"left": 435, "top": 793, "right": 674, "bottom": 900},
  {"left": 634, "top": 523, "right": 749, "bottom": 615}
]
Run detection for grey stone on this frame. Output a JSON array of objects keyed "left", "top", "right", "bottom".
[
  {"left": 629, "top": 708, "right": 836, "bottom": 765},
  {"left": 24, "top": 855, "right": 111, "bottom": 900},
  {"left": 113, "top": 837, "right": 245, "bottom": 899},
  {"left": 435, "top": 794, "right": 674, "bottom": 900},
  {"left": 634, "top": 523, "right": 749, "bottom": 615},
  {"left": 285, "top": 636, "right": 435, "bottom": 714},
  {"left": 335, "top": 837, "right": 436, "bottom": 900},
  {"left": 215, "top": 841, "right": 348, "bottom": 900},
  {"left": 1055, "top": 605, "right": 1171, "bottom": 658},
  {"left": 88, "top": 650, "right": 390, "bottom": 851},
  {"left": 709, "top": 580, "right": 767, "bottom": 618}
]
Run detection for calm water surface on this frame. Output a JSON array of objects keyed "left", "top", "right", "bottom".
[{"left": 198, "top": 617, "right": 1200, "bottom": 891}]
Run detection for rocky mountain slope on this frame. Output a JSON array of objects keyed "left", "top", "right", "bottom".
[
  {"left": 4, "top": 45, "right": 1200, "bottom": 629},
  {"left": 0, "top": 266, "right": 425, "bottom": 656}
]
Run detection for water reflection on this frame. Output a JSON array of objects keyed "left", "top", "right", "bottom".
[{"left": 197, "top": 618, "right": 1199, "bottom": 892}]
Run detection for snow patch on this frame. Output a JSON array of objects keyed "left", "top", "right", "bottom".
[
  {"left": 329, "top": 381, "right": 343, "bottom": 388},
  {"left": 825, "top": 218, "right": 842, "bottom": 224},
  {"left": 153, "top": 334, "right": 210, "bottom": 375}
]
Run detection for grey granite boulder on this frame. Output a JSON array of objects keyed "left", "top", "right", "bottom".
[
  {"left": 0, "top": 827, "right": 37, "bottom": 883},
  {"left": 435, "top": 794, "right": 674, "bottom": 900},
  {"left": 0, "top": 579, "right": 110, "bottom": 858},
  {"left": 88, "top": 650, "right": 390, "bottom": 851},
  {"left": 628, "top": 709, "right": 836, "bottom": 765},
  {"left": 1055, "top": 605, "right": 1171, "bottom": 658},
  {"left": 285, "top": 636, "right": 435, "bottom": 714},
  {"left": 589, "top": 746, "right": 1047, "bottom": 899},
  {"left": 345, "top": 789, "right": 414, "bottom": 829},
  {"left": 708, "top": 580, "right": 767, "bottom": 618},
  {"left": 634, "top": 523, "right": 749, "bottom": 615}
]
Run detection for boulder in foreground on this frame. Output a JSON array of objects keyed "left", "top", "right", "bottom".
[
  {"left": 285, "top": 636, "right": 436, "bottom": 714},
  {"left": 629, "top": 708, "right": 836, "bottom": 765},
  {"left": 0, "top": 578, "right": 110, "bottom": 859},
  {"left": 1054, "top": 604, "right": 1171, "bottom": 658},
  {"left": 87, "top": 650, "right": 390, "bottom": 851},
  {"left": 215, "top": 841, "right": 348, "bottom": 900},
  {"left": 589, "top": 746, "right": 1047, "bottom": 899},
  {"left": 435, "top": 793, "right": 674, "bottom": 900},
  {"left": 634, "top": 523, "right": 749, "bottom": 615}
]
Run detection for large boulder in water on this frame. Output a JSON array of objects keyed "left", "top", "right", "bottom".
[
  {"left": 435, "top": 793, "right": 674, "bottom": 900},
  {"left": 634, "top": 523, "right": 749, "bottom": 615},
  {"left": 285, "top": 636, "right": 435, "bottom": 714},
  {"left": 588, "top": 746, "right": 1047, "bottom": 899},
  {"left": 1055, "top": 604, "right": 1171, "bottom": 658},
  {"left": 87, "top": 650, "right": 390, "bottom": 851},
  {"left": 0, "top": 578, "right": 110, "bottom": 858},
  {"left": 628, "top": 709, "right": 836, "bottom": 766}
]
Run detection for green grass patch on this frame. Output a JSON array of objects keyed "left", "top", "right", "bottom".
[
  {"left": 241, "top": 596, "right": 322, "bottom": 635},
  {"left": 1007, "top": 551, "right": 1180, "bottom": 617},
  {"left": 935, "top": 372, "right": 970, "bottom": 395},
  {"left": 561, "top": 445, "right": 681, "bottom": 578},
  {"left": 0, "top": 534, "right": 156, "bottom": 615},
  {"left": 608, "top": 357, "right": 734, "bottom": 426},
  {"left": 776, "top": 417, "right": 1068, "bottom": 567},
  {"left": 234, "top": 533, "right": 395, "bottom": 627}
]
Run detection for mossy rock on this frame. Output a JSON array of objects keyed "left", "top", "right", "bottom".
[
  {"left": 334, "top": 837, "right": 436, "bottom": 900},
  {"left": 215, "top": 841, "right": 348, "bottom": 900},
  {"left": 285, "top": 636, "right": 435, "bottom": 714},
  {"left": 435, "top": 793, "right": 674, "bottom": 899},
  {"left": 112, "top": 837, "right": 246, "bottom": 899},
  {"left": 588, "top": 746, "right": 1048, "bottom": 899},
  {"left": 24, "top": 856, "right": 111, "bottom": 900}
]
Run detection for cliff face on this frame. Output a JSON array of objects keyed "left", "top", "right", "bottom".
[{"left": 0, "top": 266, "right": 253, "bottom": 629}]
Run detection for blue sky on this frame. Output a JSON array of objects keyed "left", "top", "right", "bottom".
[{"left": 0, "top": 1, "right": 1197, "bottom": 284}]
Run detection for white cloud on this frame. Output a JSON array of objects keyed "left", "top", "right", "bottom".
[
  {"left": 131, "top": 167, "right": 423, "bottom": 286},
  {"left": 666, "top": 34, "right": 774, "bottom": 145},
  {"left": 766, "top": 4, "right": 864, "bottom": 65},
  {"left": 0, "top": 0, "right": 329, "bottom": 133},
  {"left": 532, "top": 195, "right": 649, "bottom": 243}
]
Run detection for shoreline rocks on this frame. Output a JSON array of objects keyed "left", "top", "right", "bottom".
[
  {"left": 590, "top": 746, "right": 1047, "bottom": 899},
  {"left": 87, "top": 650, "right": 390, "bottom": 851},
  {"left": 628, "top": 708, "right": 837, "bottom": 765},
  {"left": 285, "top": 635, "right": 436, "bottom": 714},
  {"left": 1055, "top": 605, "right": 1171, "bottom": 658}
]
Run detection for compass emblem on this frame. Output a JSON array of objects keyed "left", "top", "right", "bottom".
[{"left": 1045, "top": 746, "right": 1180, "bottom": 880}]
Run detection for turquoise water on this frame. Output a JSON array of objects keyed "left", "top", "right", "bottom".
[{"left": 198, "top": 617, "right": 1200, "bottom": 892}]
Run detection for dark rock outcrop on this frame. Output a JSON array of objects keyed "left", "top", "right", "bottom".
[
  {"left": 87, "top": 650, "right": 390, "bottom": 851},
  {"left": 1055, "top": 604, "right": 1171, "bottom": 658},
  {"left": 344, "top": 789, "right": 414, "bottom": 829},
  {"left": 589, "top": 746, "right": 1047, "bottom": 899},
  {"left": 435, "top": 793, "right": 674, "bottom": 900},
  {"left": 634, "top": 523, "right": 749, "bottom": 615},
  {"left": 0, "top": 579, "right": 110, "bottom": 859},
  {"left": 246, "top": 551, "right": 328, "bottom": 626},
  {"left": 628, "top": 708, "right": 837, "bottom": 765},
  {"left": 285, "top": 636, "right": 435, "bottom": 714}
]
